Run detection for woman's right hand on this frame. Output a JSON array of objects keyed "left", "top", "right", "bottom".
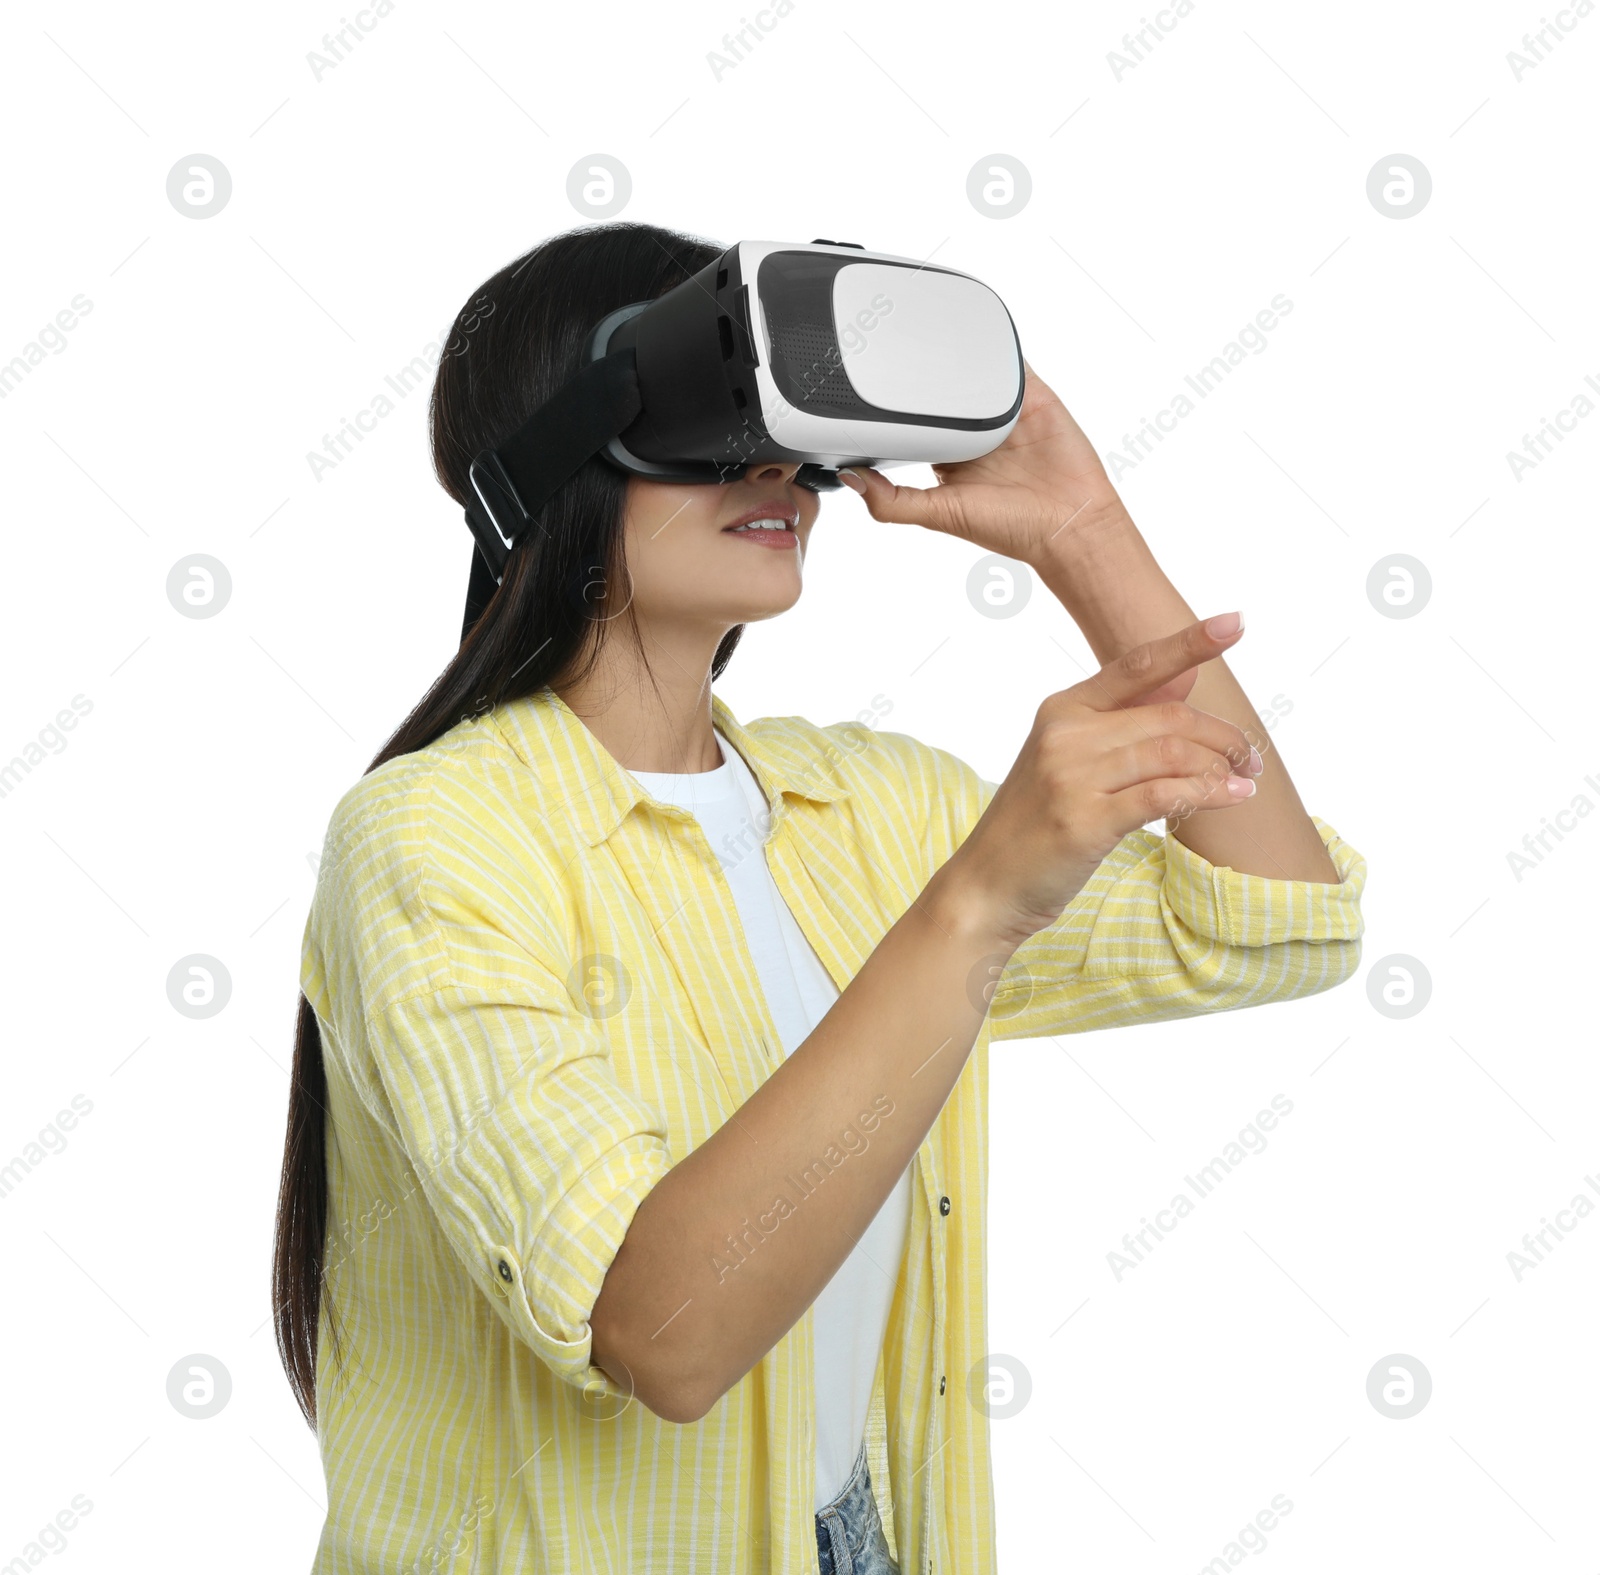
[{"left": 940, "top": 614, "right": 1260, "bottom": 950}]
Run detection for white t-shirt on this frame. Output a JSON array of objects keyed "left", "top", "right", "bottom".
[{"left": 627, "top": 728, "right": 913, "bottom": 1510}]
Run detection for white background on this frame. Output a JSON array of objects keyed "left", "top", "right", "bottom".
[{"left": 2, "top": 0, "right": 1597, "bottom": 1569}]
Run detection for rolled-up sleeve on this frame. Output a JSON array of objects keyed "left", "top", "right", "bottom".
[
  {"left": 1159, "top": 813, "right": 1366, "bottom": 949},
  {"left": 314, "top": 755, "right": 673, "bottom": 1402},
  {"left": 987, "top": 811, "right": 1368, "bottom": 1040},
  {"left": 367, "top": 983, "right": 673, "bottom": 1399}
]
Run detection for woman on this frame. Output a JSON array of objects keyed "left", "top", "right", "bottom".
[{"left": 273, "top": 221, "right": 1366, "bottom": 1575}]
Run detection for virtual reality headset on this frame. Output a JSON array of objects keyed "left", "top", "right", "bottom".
[{"left": 462, "top": 239, "right": 1025, "bottom": 586}]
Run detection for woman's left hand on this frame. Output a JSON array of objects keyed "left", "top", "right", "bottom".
[{"left": 834, "top": 361, "right": 1126, "bottom": 565}]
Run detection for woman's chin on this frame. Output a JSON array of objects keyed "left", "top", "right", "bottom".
[{"left": 719, "top": 571, "right": 805, "bottom": 623}]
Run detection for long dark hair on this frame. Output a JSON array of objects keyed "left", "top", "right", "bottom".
[{"left": 272, "top": 221, "right": 736, "bottom": 1427}]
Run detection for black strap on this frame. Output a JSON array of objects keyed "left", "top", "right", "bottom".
[
  {"left": 461, "top": 347, "right": 642, "bottom": 641},
  {"left": 461, "top": 540, "right": 501, "bottom": 647}
]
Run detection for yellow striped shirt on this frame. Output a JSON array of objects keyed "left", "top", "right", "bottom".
[{"left": 299, "top": 683, "right": 1367, "bottom": 1574}]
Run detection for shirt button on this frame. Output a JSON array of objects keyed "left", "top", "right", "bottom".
[
  {"left": 497, "top": 1259, "right": 514, "bottom": 1283},
  {"left": 938, "top": 1376, "right": 946, "bottom": 1395},
  {"left": 938, "top": 1195, "right": 951, "bottom": 1216}
]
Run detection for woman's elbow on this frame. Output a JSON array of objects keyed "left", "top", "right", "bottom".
[
  {"left": 591, "top": 1312, "right": 725, "bottom": 1425},
  {"left": 603, "top": 1347, "right": 722, "bottom": 1425}
]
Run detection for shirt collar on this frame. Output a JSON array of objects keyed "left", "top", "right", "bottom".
[{"left": 489, "top": 685, "right": 852, "bottom": 848}]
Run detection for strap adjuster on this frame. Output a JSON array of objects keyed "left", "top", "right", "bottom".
[
  {"left": 461, "top": 346, "right": 643, "bottom": 587},
  {"left": 464, "top": 452, "right": 527, "bottom": 583}
]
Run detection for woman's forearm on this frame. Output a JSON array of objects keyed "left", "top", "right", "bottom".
[
  {"left": 1032, "top": 505, "right": 1341, "bottom": 885},
  {"left": 589, "top": 855, "right": 1011, "bottom": 1424}
]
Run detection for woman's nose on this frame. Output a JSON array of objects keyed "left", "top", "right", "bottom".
[{"left": 743, "top": 461, "right": 803, "bottom": 485}]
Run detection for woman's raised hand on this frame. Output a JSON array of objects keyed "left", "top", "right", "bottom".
[
  {"left": 835, "top": 360, "right": 1126, "bottom": 565},
  {"left": 939, "top": 614, "right": 1262, "bottom": 950}
]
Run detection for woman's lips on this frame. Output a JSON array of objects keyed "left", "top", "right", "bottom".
[
  {"left": 722, "top": 524, "right": 798, "bottom": 549},
  {"left": 721, "top": 507, "right": 799, "bottom": 549}
]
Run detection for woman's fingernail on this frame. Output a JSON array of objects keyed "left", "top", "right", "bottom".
[
  {"left": 837, "top": 469, "right": 866, "bottom": 494},
  {"left": 1248, "top": 746, "right": 1263, "bottom": 776},
  {"left": 1226, "top": 775, "right": 1256, "bottom": 798},
  {"left": 1206, "top": 611, "right": 1243, "bottom": 639}
]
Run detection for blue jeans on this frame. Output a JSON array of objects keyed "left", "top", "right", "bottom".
[{"left": 814, "top": 1442, "right": 900, "bottom": 1575}]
